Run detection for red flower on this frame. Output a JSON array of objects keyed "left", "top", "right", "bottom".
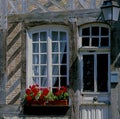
[
  {"left": 26, "top": 95, "right": 32, "bottom": 102},
  {"left": 43, "top": 88, "right": 49, "bottom": 96},
  {"left": 60, "top": 86, "right": 67, "bottom": 93},
  {"left": 26, "top": 89, "right": 31, "bottom": 95}
]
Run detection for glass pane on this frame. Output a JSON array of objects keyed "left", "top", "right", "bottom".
[
  {"left": 52, "top": 43, "right": 58, "bottom": 52},
  {"left": 97, "top": 54, "right": 108, "bottom": 92},
  {"left": 82, "top": 38, "right": 90, "bottom": 46},
  {"left": 40, "top": 32, "right": 47, "bottom": 41},
  {"left": 52, "top": 31, "right": 58, "bottom": 41},
  {"left": 33, "top": 66, "right": 39, "bottom": 75},
  {"left": 101, "top": 38, "right": 109, "bottom": 47},
  {"left": 60, "top": 32, "right": 66, "bottom": 41},
  {"left": 52, "top": 77, "right": 59, "bottom": 87},
  {"left": 41, "top": 77, "right": 47, "bottom": 87},
  {"left": 60, "top": 77, "right": 67, "bottom": 86},
  {"left": 40, "top": 66, "right": 47, "bottom": 75},
  {"left": 82, "top": 27, "right": 90, "bottom": 36},
  {"left": 52, "top": 65, "right": 59, "bottom": 75},
  {"left": 41, "top": 54, "right": 47, "bottom": 64},
  {"left": 33, "top": 33, "right": 39, "bottom": 41},
  {"left": 101, "top": 27, "right": 109, "bottom": 36},
  {"left": 33, "top": 77, "right": 39, "bottom": 84},
  {"left": 60, "top": 42, "right": 66, "bottom": 52},
  {"left": 92, "top": 38, "right": 99, "bottom": 46},
  {"left": 52, "top": 54, "right": 59, "bottom": 64},
  {"left": 33, "top": 54, "right": 39, "bottom": 64},
  {"left": 40, "top": 43, "right": 47, "bottom": 53},
  {"left": 60, "top": 65, "right": 67, "bottom": 75},
  {"left": 60, "top": 53, "right": 67, "bottom": 64},
  {"left": 83, "top": 55, "right": 94, "bottom": 92},
  {"left": 92, "top": 27, "right": 99, "bottom": 36},
  {"left": 33, "top": 43, "right": 39, "bottom": 53}
]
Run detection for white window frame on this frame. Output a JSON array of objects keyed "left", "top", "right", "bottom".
[
  {"left": 78, "top": 23, "right": 111, "bottom": 94},
  {"left": 78, "top": 23, "right": 110, "bottom": 49},
  {"left": 79, "top": 52, "right": 110, "bottom": 94},
  {"left": 26, "top": 25, "right": 69, "bottom": 89}
]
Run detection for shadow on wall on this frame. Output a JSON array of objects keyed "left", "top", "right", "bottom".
[
  {"left": 69, "top": 57, "right": 78, "bottom": 91},
  {"left": 0, "top": 74, "right": 7, "bottom": 104}
]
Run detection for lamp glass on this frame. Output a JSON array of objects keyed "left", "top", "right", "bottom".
[
  {"left": 102, "top": 7, "right": 112, "bottom": 21},
  {"left": 101, "top": 1, "right": 120, "bottom": 21}
]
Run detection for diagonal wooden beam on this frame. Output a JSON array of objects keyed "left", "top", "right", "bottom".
[
  {"left": 29, "top": 0, "right": 49, "bottom": 12},
  {"left": 78, "top": 0, "right": 88, "bottom": 9},
  {"left": 8, "top": 0, "right": 18, "bottom": 14},
  {"left": 49, "top": 0, "right": 66, "bottom": 10}
]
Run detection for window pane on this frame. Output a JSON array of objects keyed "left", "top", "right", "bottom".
[
  {"left": 60, "top": 53, "right": 67, "bottom": 64},
  {"left": 60, "top": 77, "right": 67, "bottom": 86},
  {"left": 33, "top": 33, "right": 39, "bottom": 41},
  {"left": 41, "top": 77, "right": 47, "bottom": 87},
  {"left": 41, "top": 54, "right": 47, "bottom": 64},
  {"left": 40, "top": 43, "right": 47, "bottom": 52},
  {"left": 52, "top": 77, "right": 59, "bottom": 87},
  {"left": 60, "top": 32, "right": 66, "bottom": 41},
  {"left": 33, "top": 54, "right": 39, "bottom": 64},
  {"left": 101, "top": 27, "right": 109, "bottom": 36},
  {"left": 40, "top": 66, "right": 47, "bottom": 75},
  {"left": 60, "top": 65, "right": 67, "bottom": 75},
  {"left": 33, "top": 77, "right": 39, "bottom": 84},
  {"left": 52, "top": 31, "right": 58, "bottom": 41},
  {"left": 82, "top": 27, "right": 90, "bottom": 36},
  {"left": 52, "top": 65, "right": 59, "bottom": 75},
  {"left": 92, "top": 27, "right": 99, "bottom": 36},
  {"left": 60, "top": 42, "right": 66, "bottom": 52},
  {"left": 82, "top": 38, "right": 90, "bottom": 46},
  {"left": 33, "top": 43, "right": 39, "bottom": 53},
  {"left": 92, "top": 38, "right": 99, "bottom": 46},
  {"left": 52, "top": 43, "right": 58, "bottom": 52},
  {"left": 97, "top": 54, "right": 108, "bottom": 92},
  {"left": 33, "top": 66, "right": 39, "bottom": 75},
  {"left": 52, "top": 54, "right": 59, "bottom": 64},
  {"left": 83, "top": 55, "right": 94, "bottom": 91},
  {"left": 40, "top": 32, "right": 47, "bottom": 41},
  {"left": 101, "top": 38, "right": 109, "bottom": 46}
]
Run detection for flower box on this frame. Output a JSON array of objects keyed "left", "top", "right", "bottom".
[
  {"left": 48, "top": 100, "right": 68, "bottom": 106},
  {"left": 23, "top": 104, "right": 70, "bottom": 115},
  {"left": 22, "top": 84, "right": 69, "bottom": 115}
]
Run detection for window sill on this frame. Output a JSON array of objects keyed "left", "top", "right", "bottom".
[{"left": 23, "top": 105, "right": 70, "bottom": 115}]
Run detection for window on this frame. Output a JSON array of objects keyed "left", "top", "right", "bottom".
[
  {"left": 79, "top": 25, "right": 110, "bottom": 48},
  {"left": 79, "top": 24, "right": 110, "bottom": 93},
  {"left": 27, "top": 25, "right": 69, "bottom": 90},
  {"left": 81, "top": 53, "right": 109, "bottom": 92}
]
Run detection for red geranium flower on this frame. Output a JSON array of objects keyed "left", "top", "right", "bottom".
[
  {"left": 26, "top": 95, "right": 32, "bottom": 102},
  {"left": 26, "top": 89, "right": 31, "bottom": 95}
]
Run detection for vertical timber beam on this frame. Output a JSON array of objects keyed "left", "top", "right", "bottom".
[
  {"left": 0, "top": 0, "right": 7, "bottom": 29},
  {"left": 69, "top": 0, "right": 74, "bottom": 10},
  {"left": 22, "top": 0, "right": 28, "bottom": 13}
]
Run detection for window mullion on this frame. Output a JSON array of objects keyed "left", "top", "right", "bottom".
[
  {"left": 58, "top": 32, "right": 60, "bottom": 88},
  {"left": 90, "top": 27, "right": 92, "bottom": 46},
  {"left": 94, "top": 54, "right": 97, "bottom": 92},
  {"left": 47, "top": 31, "right": 52, "bottom": 90},
  {"left": 99, "top": 27, "right": 101, "bottom": 47}
]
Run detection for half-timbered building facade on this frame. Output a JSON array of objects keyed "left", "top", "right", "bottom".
[{"left": 0, "top": 0, "right": 120, "bottom": 119}]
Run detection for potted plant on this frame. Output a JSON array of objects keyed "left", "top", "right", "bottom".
[
  {"left": 47, "top": 86, "right": 69, "bottom": 105},
  {"left": 23, "top": 84, "right": 49, "bottom": 105},
  {"left": 22, "top": 84, "right": 69, "bottom": 115}
]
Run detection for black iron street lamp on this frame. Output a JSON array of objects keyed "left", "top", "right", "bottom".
[{"left": 101, "top": 0, "right": 120, "bottom": 21}]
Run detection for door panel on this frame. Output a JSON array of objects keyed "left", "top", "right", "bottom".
[{"left": 80, "top": 105, "right": 109, "bottom": 119}]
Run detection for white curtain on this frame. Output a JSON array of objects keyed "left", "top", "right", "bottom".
[{"left": 52, "top": 32, "right": 66, "bottom": 86}]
